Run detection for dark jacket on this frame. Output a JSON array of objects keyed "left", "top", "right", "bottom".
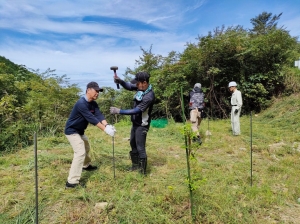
[{"left": 65, "top": 97, "right": 105, "bottom": 135}]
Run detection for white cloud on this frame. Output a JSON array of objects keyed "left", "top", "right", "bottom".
[{"left": 1, "top": 0, "right": 299, "bottom": 94}]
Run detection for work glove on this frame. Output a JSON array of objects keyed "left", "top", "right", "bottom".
[
  {"left": 234, "top": 109, "right": 239, "bottom": 114},
  {"left": 114, "top": 77, "right": 122, "bottom": 84},
  {"left": 110, "top": 107, "right": 120, "bottom": 114},
  {"left": 104, "top": 125, "right": 116, "bottom": 137}
]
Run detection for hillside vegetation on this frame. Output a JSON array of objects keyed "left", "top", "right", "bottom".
[
  {"left": 0, "top": 56, "right": 81, "bottom": 151},
  {"left": 1, "top": 11, "right": 300, "bottom": 222},
  {"left": 0, "top": 93, "right": 299, "bottom": 223},
  {"left": 1, "top": 11, "right": 300, "bottom": 152}
]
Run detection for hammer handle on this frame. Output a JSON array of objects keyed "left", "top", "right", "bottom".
[{"left": 113, "top": 70, "right": 120, "bottom": 89}]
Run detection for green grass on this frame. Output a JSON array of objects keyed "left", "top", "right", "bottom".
[{"left": 1, "top": 94, "right": 300, "bottom": 223}]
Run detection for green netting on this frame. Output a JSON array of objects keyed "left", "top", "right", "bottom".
[{"left": 150, "top": 118, "right": 168, "bottom": 128}]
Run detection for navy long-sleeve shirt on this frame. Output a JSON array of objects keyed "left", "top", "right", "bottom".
[
  {"left": 119, "top": 80, "right": 155, "bottom": 127},
  {"left": 64, "top": 96, "right": 105, "bottom": 135}
]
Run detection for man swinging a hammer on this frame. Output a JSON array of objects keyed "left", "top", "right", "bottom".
[{"left": 110, "top": 71, "right": 155, "bottom": 175}]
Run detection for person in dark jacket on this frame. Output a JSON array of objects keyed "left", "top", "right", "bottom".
[
  {"left": 189, "top": 83, "right": 205, "bottom": 144},
  {"left": 110, "top": 72, "right": 155, "bottom": 175},
  {"left": 65, "top": 81, "right": 116, "bottom": 188}
]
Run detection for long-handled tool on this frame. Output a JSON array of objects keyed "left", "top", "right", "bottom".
[
  {"left": 110, "top": 66, "right": 118, "bottom": 178},
  {"left": 110, "top": 66, "right": 119, "bottom": 89},
  {"left": 110, "top": 97, "right": 116, "bottom": 178},
  {"left": 110, "top": 94, "right": 116, "bottom": 178},
  {"left": 110, "top": 97, "right": 116, "bottom": 179}
]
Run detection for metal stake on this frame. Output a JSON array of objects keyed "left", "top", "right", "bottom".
[
  {"left": 34, "top": 132, "right": 38, "bottom": 224},
  {"left": 250, "top": 111, "right": 253, "bottom": 186},
  {"left": 112, "top": 135, "right": 116, "bottom": 179},
  {"left": 110, "top": 97, "right": 116, "bottom": 179},
  {"left": 208, "top": 113, "right": 210, "bottom": 140}
]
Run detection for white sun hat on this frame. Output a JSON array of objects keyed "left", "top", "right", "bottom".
[{"left": 228, "top": 81, "right": 237, "bottom": 87}]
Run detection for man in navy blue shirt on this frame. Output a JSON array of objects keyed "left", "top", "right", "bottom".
[
  {"left": 65, "top": 81, "right": 116, "bottom": 188},
  {"left": 110, "top": 72, "right": 155, "bottom": 175}
]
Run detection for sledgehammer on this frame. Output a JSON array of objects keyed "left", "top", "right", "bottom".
[{"left": 110, "top": 66, "right": 119, "bottom": 89}]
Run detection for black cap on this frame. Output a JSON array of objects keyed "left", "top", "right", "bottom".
[
  {"left": 87, "top": 81, "right": 103, "bottom": 92},
  {"left": 130, "top": 72, "right": 150, "bottom": 84}
]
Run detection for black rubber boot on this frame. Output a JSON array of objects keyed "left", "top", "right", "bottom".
[
  {"left": 139, "top": 158, "right": 147, "bottom": 175},
  {"left": 128, "top": 151, "right": 139, "bottom": 171},
  {"left": 193, "top": 136, "right": 202, "bottom": 145},
  {"left": 196, "top": 135, "right": 202, "bottom": 145}
]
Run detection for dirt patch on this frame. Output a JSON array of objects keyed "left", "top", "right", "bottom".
[
  {"left": 268, "top": 141, "right": 286, "bottom": 152},
  {"left": 278, "top": 203, "right": 300, "bottom": 224}
]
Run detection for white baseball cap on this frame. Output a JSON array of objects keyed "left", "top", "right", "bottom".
[
  {"left": 194, "top": 83, "right": 201, "bottom": 89},
  {"left": 228, "top": 81, "right": 237, "bottom": 87}
]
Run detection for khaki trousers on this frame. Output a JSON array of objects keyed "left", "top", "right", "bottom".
[
  {"left": 66, "top": 134, "right": 91, "bottom": 184},
  {"left": 190, "top": 109, "right": 202, "bottom": 136}
]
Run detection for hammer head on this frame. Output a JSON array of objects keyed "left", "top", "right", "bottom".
[
  {"left": 110, "top": 66, "right": 119, "bottom": 89},
  {"left": 110, "top": 66, "right": 118, "bottom": 71}
]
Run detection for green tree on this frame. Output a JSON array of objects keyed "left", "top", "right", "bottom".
[
  {"left": 250, "top": 11, "right": 283, "bottom": 35},
  {"left": 0, "top": 57, "right": 81, "bottom": 151},
  {"left": 180, "top": 25, "right": 249, "bottom": 118}
]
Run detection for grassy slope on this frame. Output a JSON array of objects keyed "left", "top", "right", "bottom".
[{"left": 0, "top": 94, "right": 300, "bottom": 224}]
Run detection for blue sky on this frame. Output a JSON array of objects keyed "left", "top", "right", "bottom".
[{"left": 1, "top": 0, "right": 299, "bottom": 92}]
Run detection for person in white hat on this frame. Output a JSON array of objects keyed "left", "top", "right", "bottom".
[{"left": 228, "top": 81, "right": 242, "bottom": 135}]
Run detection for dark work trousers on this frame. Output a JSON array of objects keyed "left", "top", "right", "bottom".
[{"left": 130, "top": 125, "right": 148, "bottom": 159}]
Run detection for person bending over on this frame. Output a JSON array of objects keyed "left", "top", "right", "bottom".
[{"left": 65, "top": 81, "right": 116, "bottom": 188}]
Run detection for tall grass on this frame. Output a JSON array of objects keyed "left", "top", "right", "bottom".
[{"left": 0, "top": 94, "right": 300, "bottom": 223}]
